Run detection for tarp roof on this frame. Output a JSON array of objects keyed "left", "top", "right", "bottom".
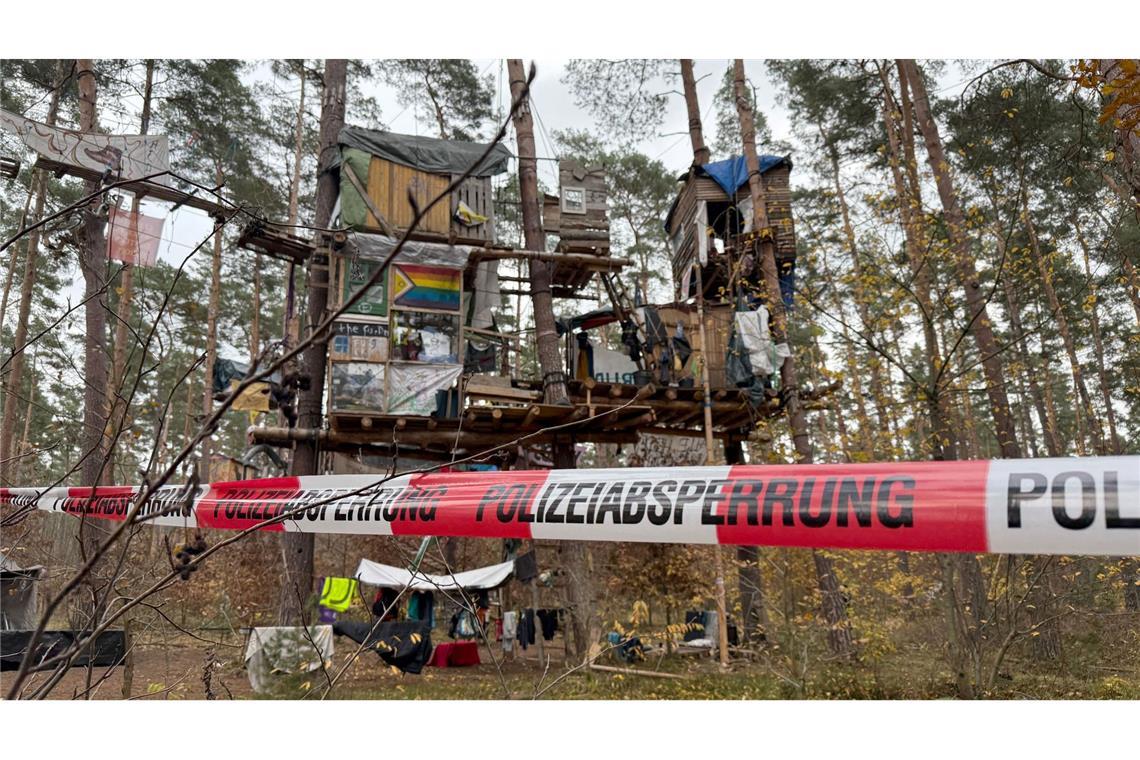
[
  {"left": 698, "top": 155, "right": 790, "bottom": 196},
  {"left": 338, "top": 126, "right": 512, "bottom": 178},
  {"left": 0, "top": 550, "right": 43, "bottom": 578},
  {"left": 348, "top": 232, "right": 476, "bottom": 269},
  {"left": 355, "top": 558, "right": 515, "bottom": 591},
  {"left": 664, "top": 154, "right": 792, "bottom": 233}
]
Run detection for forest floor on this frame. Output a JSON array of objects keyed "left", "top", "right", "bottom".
[{"left": 11, "top": 627, "right": 1139, "bottom": 700}]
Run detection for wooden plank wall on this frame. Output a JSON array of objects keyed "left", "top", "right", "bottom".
[
  {"left": 366, "top": 156, "right": 450, "bottom": 235},
  {"left": 653, "top": 302, "right": 734, "bottom": 388},
  {"left": 450, "top": 175, "right": 495, "bottom": 243}
]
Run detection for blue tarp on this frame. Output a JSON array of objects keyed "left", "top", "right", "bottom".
[
  {"left": 664, "top": 154, "right": 791, "bottom": 233},
  {"left": 699, "top": 155, "right": 788, "bottom": 197}
]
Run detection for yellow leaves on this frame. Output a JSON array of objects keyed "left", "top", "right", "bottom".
[
  {"left": 1105, "top": 150, "right": 1116, "bottom": 162},
  {"left": 1001, "top": 88, "right": 1013, "bottom": 99},
  {"left": 1062, "top": 176, "right": 1073, "bottom": 187},
  {"left": 1003, "top": 108, "right": 1019, "bottom": 119}
]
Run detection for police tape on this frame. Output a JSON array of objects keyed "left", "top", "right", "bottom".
[{"left": 2, "top": 457, "right": 1137, "bottom": 556}]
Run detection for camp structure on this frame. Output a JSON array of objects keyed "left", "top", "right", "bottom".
[
  {"left": 665, "top": 154, "right": 797, "bottom": 307},
  {"left": 0, "top": 551, "right": 43, "bottom": 632},
  {"left": 0, "top": 552, "right": 127, "bottom": 672},
  {"left": 240, "top": 127, "right": 826, "bottom": 465}
]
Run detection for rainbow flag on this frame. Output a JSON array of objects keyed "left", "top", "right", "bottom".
[{"left": 390, "top": 263, "right": 461, "bottom": 311}]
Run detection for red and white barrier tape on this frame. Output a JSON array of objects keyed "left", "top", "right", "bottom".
[{"left": 3, "top": 457, "right": 1137, "bottom": 555}]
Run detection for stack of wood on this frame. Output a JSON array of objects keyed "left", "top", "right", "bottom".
[{"left": 542, "top": 159, "right": 610, "bottom": 256}]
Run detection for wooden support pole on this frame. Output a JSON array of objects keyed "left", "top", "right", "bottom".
[{"left": 694, "top": 263, "right": 730, "bottom": 669}]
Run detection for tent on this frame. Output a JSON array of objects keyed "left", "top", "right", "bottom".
[
  {"left": 1, "top": 551, "right": 43, "bottom": 631},
  {"left": 354, "top": 558, "right": 515, "bottom": 592}
]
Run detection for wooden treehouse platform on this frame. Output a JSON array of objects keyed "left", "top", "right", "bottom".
[{"left": 248, "top": 379, "right": 782, "bottom": 460}]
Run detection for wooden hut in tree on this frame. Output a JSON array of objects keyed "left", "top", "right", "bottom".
[
  {"left": 664, "top": 155, "right": 796, "bottom": 306},
  {"left": 238, "top": 132, "right": 824, "bottom": 465},
  {"left": 336, "top": 126, "right": 511, "bottom": 244}
]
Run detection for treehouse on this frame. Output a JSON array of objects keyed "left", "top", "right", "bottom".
[
  {"left": 336, "top": 126, "right": 509, "bottom": 245},
  {"left": 665, "top": 155, "right": 797, "bottom": 308},
  {"left": 239, "top": 130, "right": 824, "bottom": 466}
]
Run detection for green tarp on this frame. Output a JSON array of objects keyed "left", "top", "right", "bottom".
[
  {"left": 338, "top": 126, "right": 511, "bottom": 177},
  {"left": 339, "top": 146, "right": 374, "bottom": 230}
]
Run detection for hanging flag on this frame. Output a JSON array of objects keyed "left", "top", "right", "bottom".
[
  {"left": 107, "top": 205, "right": 164, "bottom": 266},
  {"left": 390, "top": 263, "right": 461, "bottom": 311},
  {"left": 0, "top": 107, "right": 170, "bottom": 185},
  {"left": 2, "top": 457, "right": 1136, "bottom": 556}
]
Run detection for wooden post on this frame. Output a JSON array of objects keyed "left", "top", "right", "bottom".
[{"left": 694, "top": 263, "right": 729, "bottom": 668}]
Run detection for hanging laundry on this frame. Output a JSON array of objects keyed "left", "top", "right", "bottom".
[
  {"left": 734, "top": 307, "right": 775, "bottom": 376},
  {"left": 514, "top": 551, "right": 538, "bottom": 583},
  {"left": 516, "top": 609, "right": 536, "bottom": 650},
  {"left": 575, "top": 332, "right": 594, "bottom": 380},
  {"left": 372, "top": 587, "right": 399, "bottom": 621},
  {"left": 672, "top": 321, "right": 692, "bottom": 369},
  {"left": 107, "top": 205, "right": 164, "bottom": 266},
  {"left": 407, "top": 590, "right": 435, "bottom": 627},
  {"left": 501, "top": 610, "right": 518, "bottom": 652},
  {"left": 536, "top": 609, "right": 558, "bottom": 641},
  {"left": 318, "top": 576, "right": 358, "bottom": 613}
]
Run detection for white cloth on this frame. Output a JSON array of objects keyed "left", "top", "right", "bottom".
[
  {"left": 243, "top": 625, "right": 334, "bottom": 693},
  {"left": 696, "top": 201, "right": 709, "bottom": 266},
  {"left": 501, "top": 611, "right": 518, "bottom": 652},
  {"left": 355, "top": 558, "right": 515, "bottom": 592},
  {"left": 470, "top": 260, "right": 500, "bottom": 331},
  {"left": 734, "top": 307, "right": 774, "bottom": 376}
]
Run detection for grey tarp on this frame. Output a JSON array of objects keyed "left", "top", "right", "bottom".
[
  {"left": 347, "top": 232, "right": 475, "bottom": 269},
  {"left": 338, "top": 126, "right": 512, "bottom": 178},
  {"left": 243, "top": 625, "right": 334, "bottom": 693}
]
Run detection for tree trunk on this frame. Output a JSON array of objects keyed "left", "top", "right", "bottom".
[
  {"left": 77, "top": 59, "right": 109, "bottom": 486},
  {"left": 1004, "top": 277, "right": 1061, "bottom": 457},
  {"left": 108, "top": 59, "right": 155, "bottom": 482},
  {"left": 278, "top": 58, "right": 346, "bottom": 626},
  {"left": 733, "top": 59, "right": 855, "bottom": 659},
  {"left": 1021, "top": 199, "right": 1105, "bottom": 454},
  {"left": 74, "top": 59, "right": 112, "bottom": 630},
  {"left": 288, "top": 62, "right": 307, "bottom": 227},
  {"left": 879, "top": 61, "right": 957, "bottom": 461},
  {"left": 509, "top": 58, "right": 590, "bottom": 658},
  {"left": 1120, "top": 253, "right": 1140, "bottom": 329},
  {"left": 199, "top": 166, "right": 224, "bottom": 482},
  {"left": 0, "top": 60, "right": 67, "bottom": 486},
  {"left": 826, "top": 140, "right": 891, "bottom": 453},
  {"left": 899, "top": 59, "right": 1020, "bottom": 459},
  {"left": 507, "top": 60, "right": 569, "bottom": 407},
  {"left": 1073, "top": 221, "right": 1121, "bottom": 454},
  {"left": 680, "top": 59, "right": 710, "bottom": 166}
]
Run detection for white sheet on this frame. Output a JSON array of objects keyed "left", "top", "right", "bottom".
[{"left": 354, "top": 558, "right": 515, "bottom": 591}]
